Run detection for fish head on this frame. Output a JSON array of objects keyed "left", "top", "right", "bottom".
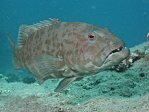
[
  {"left": 67, "top": 24, "right": 130, "bottom": 73},
  {"left": 84, "top": 27, "right": 129, "bottom": 72}
]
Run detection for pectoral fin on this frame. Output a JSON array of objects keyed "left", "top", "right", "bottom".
[
  {"left": 29, "top": 55, "right": 63, "bottom": 84},
  {"left": 54, "top": 77, "right": 82, "bottom": 92}
]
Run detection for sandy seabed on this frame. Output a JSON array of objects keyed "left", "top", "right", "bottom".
[{"left": 0, "top": 41, "right": 149, "bottom": 112}]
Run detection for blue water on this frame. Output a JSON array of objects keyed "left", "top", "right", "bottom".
[{"left": 0, "top": 0, "right": 149, "bottom": 72}]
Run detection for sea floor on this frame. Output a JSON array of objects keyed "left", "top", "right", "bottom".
[{"left": 0, "top": 41, "right": 149, "bottom": 112}]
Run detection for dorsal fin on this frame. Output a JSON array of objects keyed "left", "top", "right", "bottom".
[
  {"left": 17, "top": 18, "right": 60, "bottom": 48},
  {"left": 17, "top": 25, "right": 37, "bottom": 48}
]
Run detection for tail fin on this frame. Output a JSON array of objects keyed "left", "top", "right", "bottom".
[{"left": 6, "top": 34, "right": 22, "bottom": 69}]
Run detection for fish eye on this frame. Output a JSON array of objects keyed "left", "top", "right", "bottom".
[{"left": 88, "top": 34, "right": 95, "bottom": 41}]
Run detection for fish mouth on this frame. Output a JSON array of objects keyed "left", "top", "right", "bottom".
[
  {"left": 106, "top": 46, "right": 125, "bottom": 59},
  {"left": 101, "top": 46, "right": 130, "bottom": 69}
]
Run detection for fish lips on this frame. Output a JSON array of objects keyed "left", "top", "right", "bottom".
[{"left": 99, "top": 47, "right": 130, "bottom": 69}]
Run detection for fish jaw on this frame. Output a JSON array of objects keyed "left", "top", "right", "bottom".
[{"left": 98, "top": 47, "right": 130, "bottom": 70}]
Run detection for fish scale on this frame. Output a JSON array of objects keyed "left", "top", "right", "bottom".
[{"left": 8, "top": 18, "right": 129, "bottom": 92}]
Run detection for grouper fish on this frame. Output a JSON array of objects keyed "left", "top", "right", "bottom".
[{"left": 8, "top": 19, "right": 130, "bottom": 92}]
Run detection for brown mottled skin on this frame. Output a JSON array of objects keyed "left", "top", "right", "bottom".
[{"left": 10, "top": 19, "right": 129, "bottom": 92}]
